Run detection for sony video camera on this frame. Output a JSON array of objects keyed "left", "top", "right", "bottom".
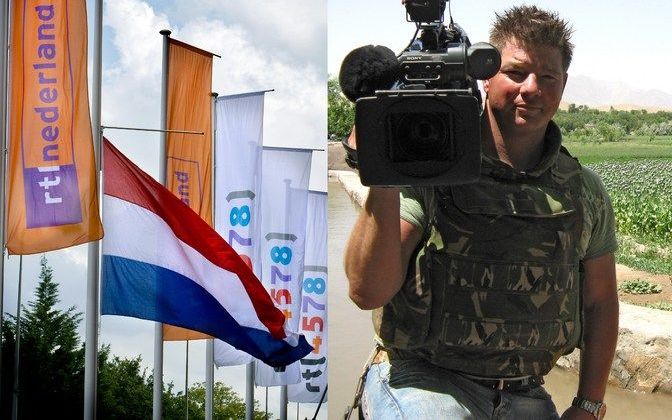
[{"left": 340, "top": 0, "right": 501, "bottom": 186}]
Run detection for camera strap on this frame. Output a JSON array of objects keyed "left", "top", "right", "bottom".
[{"left": 343, "top": 346, "right": 380, "bottom": 420}]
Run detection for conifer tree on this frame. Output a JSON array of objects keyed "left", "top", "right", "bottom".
[{"left": 0, "top": 256, "right": 84, "bottom": 418}]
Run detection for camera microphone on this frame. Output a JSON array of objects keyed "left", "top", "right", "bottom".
[{"left": 338, "top": 45, "right": 401, "bottom": 103}]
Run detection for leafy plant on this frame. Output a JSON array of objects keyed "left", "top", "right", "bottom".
[
  {"left": 618, "top": 279, "right": 663, "bottom": 294},
  {"left": 644, "top": 302, "right": 672, "bottom": 311},
  {"left": 588, "top": 160, "right": 672, "bottom": 244},
  {"left": 616, "top": 236, "right": 672, "bottom": 275},
  {"left": 328, "top": 77, "right": 354, "bottom": 141}
]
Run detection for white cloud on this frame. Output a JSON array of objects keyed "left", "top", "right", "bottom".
[
  {"left": 169, "top": 0, "right": 327, "bottom": 64},
  {"left": 101, "top": 0, "right": 326, "bottom": 179},
  {"left": 178, "top": 16, "right": 326, "bottom": 149},
  {"left": 61, "top": 246, "right": 88, "bottom": 268},
  {"left": 104, "top": 0, "right": 170, "bottom": 82}
]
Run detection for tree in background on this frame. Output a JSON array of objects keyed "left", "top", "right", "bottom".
[
  {"left": 97, "top": 344, "right": 153, "bottom": 419},
  {"left": 0, "top": 256, "right": 84, "bottom": 419},
  {"left": 182, "top": 382, "right": 272, "bottom": 420},
  {"left": 555, "top": 104, "right": 672, "bottom": 141},
  {"left": 0, "top": 257, "right": 274, "bottom": 418},
  {"left": 97, "top": 344, "right": 195, "bottom": 419},
  {"left": 328, "top": 77, "right": 355, "bottom": 140}
]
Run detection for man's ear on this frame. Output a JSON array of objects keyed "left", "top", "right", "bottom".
[{"left": 483, "top": 78, "right": 491, "bottom": 94}]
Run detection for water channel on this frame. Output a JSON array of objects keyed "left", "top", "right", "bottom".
[{"left": 328, "top": 180, "right": 672, "bottom": 420}]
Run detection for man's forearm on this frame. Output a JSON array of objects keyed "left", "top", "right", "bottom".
[
  {"left": 577, "top": 295, "right": 619, "bottom": 402},
  {"left": 344, "top": 187, "right": 405, "bottom": 309}
]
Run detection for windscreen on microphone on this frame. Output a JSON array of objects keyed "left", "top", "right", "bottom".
[{"left": 338, "top": 45, "right": 400, "bottom": 103}]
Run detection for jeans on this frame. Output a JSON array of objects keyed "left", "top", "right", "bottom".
[{"left": 361, "top": 358, "right": 560, "bottom": 419}]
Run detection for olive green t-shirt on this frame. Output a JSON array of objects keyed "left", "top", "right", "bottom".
[{"left": 400, "top": 165, "right": 618, "bottom": 261}]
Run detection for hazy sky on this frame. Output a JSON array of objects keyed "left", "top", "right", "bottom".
[
  {"left": 3, "top": 1, "right": 327, "bottom": 419},
  {"left": 329, "top": 0, "right": 672, "bottom": 95}
]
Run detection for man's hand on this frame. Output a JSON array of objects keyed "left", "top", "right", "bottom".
[
  {"left": 560, "top": 405, "right": 598, "bottom": 419},
  {"left": 347, "top": 127, "right": 357, "bottom": 149},
  {"left": 344, "top": 187, "right": 423, "bottom": 310}
]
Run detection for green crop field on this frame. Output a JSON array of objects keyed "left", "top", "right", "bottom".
[
  {"left": 565, "top": 137, "right": 672, "bottom": 165},
  {"left": 564, "top": 138, "right": 672, "bottom": 274}
]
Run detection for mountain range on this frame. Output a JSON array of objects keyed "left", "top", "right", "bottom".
[{"left": 562, "top": 75, "right": 672, "bottom": 111}]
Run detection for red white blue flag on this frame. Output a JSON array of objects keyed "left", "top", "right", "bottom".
[{"left": 101, "top": 139, "right": 312, "bottom": 367}]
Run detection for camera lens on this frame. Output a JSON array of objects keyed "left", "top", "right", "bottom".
[{"left": 390, "top": 112, "right": 452, "bottom": 162}]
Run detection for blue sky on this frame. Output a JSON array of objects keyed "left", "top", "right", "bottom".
[
  {"left": 3, "top": 1, "right": 327, "bottom": 419},
  {"left": 329, "top": 0, "right": 672, "bottom": 95}
]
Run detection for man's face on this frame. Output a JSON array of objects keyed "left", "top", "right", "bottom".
[{"left": 483, "top": 38, "right": 567, "bottom": 135}]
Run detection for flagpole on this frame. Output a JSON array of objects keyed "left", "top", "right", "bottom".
[
  {"left": 205, "top": 340, "right": 213, "bottom": 419},
  {"left": 246, "top": 363, "right": 254, "bottom": 420},
  {"left": 279, "top": 174, "right": 292, "bottom": 420},
  {"left": 205, "top": 92, "right": 218, "bottom": 420},
  {"left": 280, "top": 385, "right": 288, "bottom": 420},
  {"left": 84, "top": 0, "right": 103, "bottom": 418},
  {"left": 154, "top": 28, "right": 171, "bottom": 420},
  {"left": 185, "top": 341, "right": 189, "bottom": 419},
  {"left": 0, "top": 0, "right": 11, "bottom": 398},
  {"left": 11, "top": 256, "right": 23, "bottom": 420}
]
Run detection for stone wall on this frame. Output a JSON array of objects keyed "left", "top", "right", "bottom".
[{"left": 557, "top": 305, "right": 672, "bottom": 394}]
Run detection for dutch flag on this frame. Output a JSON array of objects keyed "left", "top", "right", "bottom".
[{"left": 101, "top": 139, "right": 312, "bottom": 367}]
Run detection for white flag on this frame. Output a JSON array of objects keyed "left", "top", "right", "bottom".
[
  {"left": 213, "top": 92, "right": 265, "bottom": 366},
  {"left": 288, "top": 191, "right": 328, "bottom": 403},
  {"left": 255, "top": 147, "right": 312, "bottom": 386}
]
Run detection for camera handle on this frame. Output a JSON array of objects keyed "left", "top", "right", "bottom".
[{"left": 373, "top": 88, "right": 474, "bottom": 97}]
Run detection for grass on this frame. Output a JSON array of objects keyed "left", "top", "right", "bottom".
[
  {"left": 564, "top": 137, "right": 672, "bottom": 165},
  {"left": 616, "top": 235, "right": 672, "bottom": 275},
  {"left": 562, "top": 137, "right": 672, "bottom": 277}
]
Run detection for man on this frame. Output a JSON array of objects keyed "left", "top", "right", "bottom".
[{"left": 344, "top": 5, "right": 618, "bottom": 419}]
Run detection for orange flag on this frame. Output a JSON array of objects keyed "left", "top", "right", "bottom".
[
  {"left": 7, "top": 0, "right": 103, "bottom": 255},
  {"left": 163, "top": 38, "right": 214, "bottom": 341}
]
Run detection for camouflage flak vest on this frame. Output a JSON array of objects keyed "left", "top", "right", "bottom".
[{"left": 374, "top": 147, "right": 584, "bottom": 378}]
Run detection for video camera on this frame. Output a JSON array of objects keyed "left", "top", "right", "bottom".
[{"left": 339, "top": 0, "right": 501, "bottom": 186}]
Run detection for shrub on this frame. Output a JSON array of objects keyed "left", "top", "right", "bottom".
[{"left": 618, "top": 279, "right": 662, "bottom": 294}]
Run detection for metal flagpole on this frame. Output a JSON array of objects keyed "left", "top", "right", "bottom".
[
  {"left": 84, "top": 0, "right": 103, "bottom": 418},
  {"left": 154, "top": 28, "right": 171, "bottom": 420},
  {"left": 185, "top": 341, "right": 189, "bottom": 419},
  {"left": 205, "top": 340, "right": 213, "bottom": 419},
  {"left": 279, "top": 161, "right": 292, "bottom": 420},
  {"left": 100, "top": 125, "right": 203, "bottom": 135},
  {"left": 280, "top": 385, "right": 288, "bottom": 420},
  {"left": 0, "top": 0, "right": 11, "bottom": 401},
  {"left": 11, "top": 256, "right": 22, "bottom": 420},
  {"left": 205, "top": 92, "right": 218, "bottom": 420},
  {"left": 246, "top": 363, "right": 254, "bottom": 420}
]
